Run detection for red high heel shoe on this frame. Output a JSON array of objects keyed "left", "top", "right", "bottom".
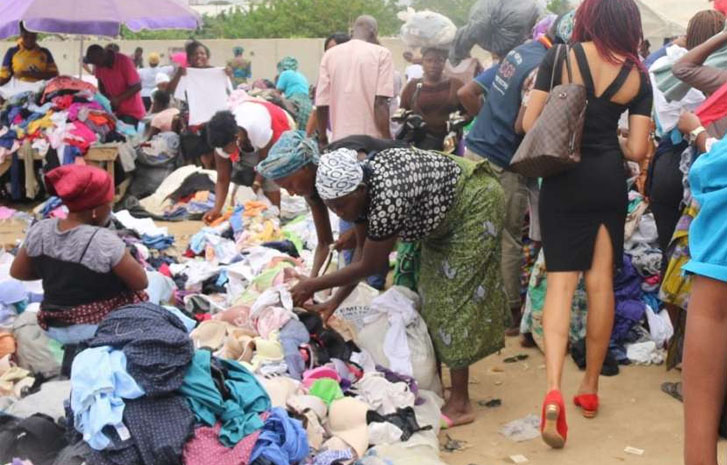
[
  {"left": 541, "top": 390, "right": 568, "bottom": 449},
  {"left": 574, "top": 393, "right": 599, "bottom": 418}
]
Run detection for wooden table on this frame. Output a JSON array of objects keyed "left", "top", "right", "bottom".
[
  {"left": 84, "top": 145, "right": 119, "bottom": 181},
  {"left": 0, "top": 143, "right": 120, "bottom": 197}
]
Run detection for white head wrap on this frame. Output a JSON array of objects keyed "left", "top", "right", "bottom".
[{"left": 316, "top": 149, "right": 364, "bottom": 200}]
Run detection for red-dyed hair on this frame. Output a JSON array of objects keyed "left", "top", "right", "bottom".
[{"left": 573, "top": 0, "right": 645, "bottom": 70}]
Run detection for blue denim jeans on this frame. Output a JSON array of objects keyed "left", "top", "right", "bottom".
[{"left": 339, "top": 219, "right": 387, "bottom": 289}]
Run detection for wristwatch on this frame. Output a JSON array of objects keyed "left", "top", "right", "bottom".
[{"left": 689, "top": 126, "right": 706, "bottom": 145}]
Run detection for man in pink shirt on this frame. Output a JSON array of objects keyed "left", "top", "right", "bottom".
[
  {"left": 315, "top": 15, "right": 394, "bottom": 290},
  {"left": 315, "top": 15, "right": 394, "bottom": 146},
  {"left": 84, "top": 45, "right": 145, "bottom": 126}
]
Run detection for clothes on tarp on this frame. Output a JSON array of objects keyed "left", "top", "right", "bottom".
[
  {"left": 85, "top": 395, "right": 195, "bottom": 465},
  {"left": 366, "top": 407, "right": 432, "bottom": 442},
  {"left": 183, "top": 422, "right": 263, "bottom": 465},
  {"left": 278, "top": 319, "right": 309, "bottom": 380},
  {"left": 11, "top": 311, "right": 62, "bottom": 379},
  {"left": 6, "top": 380, "right": 70, "bottom": 422},
  {"left": 179, "top": 350, "right": 271, "bottom": 447},
  {"left": 88, "top": 303, "right": 194, "bottom": 395},
  {"left": 0, "top": 413, "right": 68, "bottom": 465},
  {"left": 612, "top": 255, "right": 647, "bottom": 344},
  {"left": 570, "top": 338, "right": 620, "bottom": 376},
  {"left": 70, "top": 346, "right": 145, "bottom": 450},
  {"left": 249, "top": 407, "right": 309, "bottom": 465}
]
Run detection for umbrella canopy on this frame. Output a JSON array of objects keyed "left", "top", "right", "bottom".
[{"left": 0, "top": 0, "right": 201, "bottom": 39}]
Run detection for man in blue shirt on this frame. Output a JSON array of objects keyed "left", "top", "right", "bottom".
[
  {"left": 460, "top": 30, "right": 556, "bottom": 336},
  {"left": 458, "top": 61, "right": 501, "bottom": 116}
]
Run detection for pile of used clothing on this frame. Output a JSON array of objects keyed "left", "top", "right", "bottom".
[
  {"left": 520, "top": 188, "right": 674, "bottom": 370},
  {"left": 0, "top": 76, "right": 136, "bottom": 201},
  {"left": 0, "top": 185, "right": 447, "bottom": 465},
  {"left": 119, "top": 166, "right": 244, "bottom": 222}
]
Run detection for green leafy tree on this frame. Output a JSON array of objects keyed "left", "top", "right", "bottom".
[
  {"left": 122, "top": 0, "right": 400, "bottom": 39},
  {"left": 547, "top": 0, "right": 573, "bottom": 15}
]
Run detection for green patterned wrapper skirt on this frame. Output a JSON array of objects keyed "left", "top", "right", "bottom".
[{"left": 418, "top": 155, "right": 509, "bottom": 369}]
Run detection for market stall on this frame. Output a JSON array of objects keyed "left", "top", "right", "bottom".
[{"left": 0, "top": 0, "right": 201, "bottom": 201}]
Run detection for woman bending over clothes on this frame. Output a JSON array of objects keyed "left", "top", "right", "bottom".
[
  {"left": 276, "top": 56, "right": 312, "bottom": 130},
  {"left": 10, "top": 165, "right": 148, "bottom": 373},
  {"left": 274, "top": 145, "right": 507, "bottom": 428},
  {"left": 256, "top": 131, "right": 406, "bottom": 311},
  {"left": 522, "top": 0, "right": 653, "bottom": 449}
]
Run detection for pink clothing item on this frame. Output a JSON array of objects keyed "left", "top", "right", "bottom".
[
  {"left": 42, "top": 76, "right": 97, "bottom": 102},
  {"left": 171, "top": 52, "right": 188, "bottom": 68},
  {"left": 64, "top": 121, "right": 97, "bottom": 152},
  {"left": 255, "top": 306, "right": 293, "bottom": 339},
  {"left": 95, "top": 52, "right": 146, "bottom": 121},
  {"left": 215, "top": 305, "right": 256, "bottom": 333},
  {"left": 315, "top": 39, "right": 394, "bottom": 141},
  {"left": 302, "top": 366, "right": 341, "bottom": 389},
  {"left": 151, "top": 108, "right": 181, "bottom": 132},
  {"left": 0, "top": 206, "right": 16, "bottom": 220},
  {"left": 67, "top": 102, "right": 104, "bottom": 121},
  {"left": 183, "top": 423, "right": 261, "bottom": 465}
]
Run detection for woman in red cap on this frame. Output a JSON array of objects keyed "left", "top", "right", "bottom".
[{"left": 10, "top": 165, "right": 148, "bottom": 372}]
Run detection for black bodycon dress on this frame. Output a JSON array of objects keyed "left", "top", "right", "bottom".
[{"left": 535, "top": 43, "right": 653, "bottom": 272}]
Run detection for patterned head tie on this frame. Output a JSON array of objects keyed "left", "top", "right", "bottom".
[
  {"left": 315, "top": 149, "right": 364, "bottom": 200},
  {"left": 258, "top": 130, "right": 319, "bottom": 180}
]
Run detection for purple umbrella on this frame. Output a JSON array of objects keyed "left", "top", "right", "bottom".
[{"left": 0, "top": 0, "right": 201, "bottom": 39}]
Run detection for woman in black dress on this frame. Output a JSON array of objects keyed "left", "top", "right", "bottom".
[{"left": 522, "top": 0, "right": 654, "bottom": 449}]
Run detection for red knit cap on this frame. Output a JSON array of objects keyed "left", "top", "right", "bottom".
[{"left": 45, "top": 165, "right": 114, "bottom": 212}]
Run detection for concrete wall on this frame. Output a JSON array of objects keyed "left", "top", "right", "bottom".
[{"left": 0, "top": 38, "right": 493, "bottom": 83}]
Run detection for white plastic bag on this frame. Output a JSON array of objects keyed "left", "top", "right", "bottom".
[
  {"left": 333, "top": 283, "right": 381, "bottom": 331},
  {"left": 354, "top": 287, "right": 442, "bottom": 395},
  {"left": 398, "top": 8, "right": 457, "bottom": 49},
  {"left": 645, "top": 305, "right": 674, "bottom": 348}
]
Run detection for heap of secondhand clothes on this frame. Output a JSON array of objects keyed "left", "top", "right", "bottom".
[
  {"left": 0, "top": 174, "right": 447, "bottom": 465},
  {"left": 0, "top": 76, "right": 136, "bottom": 201}
]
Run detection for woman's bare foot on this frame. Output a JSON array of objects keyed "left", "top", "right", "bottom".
[
  {"left": 441, "top": 398, "right": 476, "bottom": 428},
  {"left": 442, "top": 367, "right": 476, "bottom": 428}
]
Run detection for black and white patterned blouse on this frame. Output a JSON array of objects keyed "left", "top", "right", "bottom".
[{"left": 362, "top": 148, "right": 462, "bottom": 241}]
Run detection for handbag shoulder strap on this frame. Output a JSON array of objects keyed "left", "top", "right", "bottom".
[
  {"left": 564, "top": 45, "right": 575, "bottom": 85},
  {"left": 549, "top": 44, "right": 564, "bottom": 90}
]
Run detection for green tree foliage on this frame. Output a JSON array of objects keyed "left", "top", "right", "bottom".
[
  {"left": 547, "top": 0, "right": 573, "bottom": 15},
  {"left": 122, "top": 0, "right": 400, "bottom": 40}
]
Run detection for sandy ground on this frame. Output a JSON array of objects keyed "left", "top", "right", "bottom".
[{"left": 1, "top": 216, "right": 723, "bottom": 465}]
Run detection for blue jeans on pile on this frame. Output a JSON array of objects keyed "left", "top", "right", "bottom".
[{"left": 339, "top": 219, "right": 386, "bottom": 290}]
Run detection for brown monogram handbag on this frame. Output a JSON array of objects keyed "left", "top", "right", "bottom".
[{"left": 510, "top": 45, "right": 587, "bottom": 178}]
